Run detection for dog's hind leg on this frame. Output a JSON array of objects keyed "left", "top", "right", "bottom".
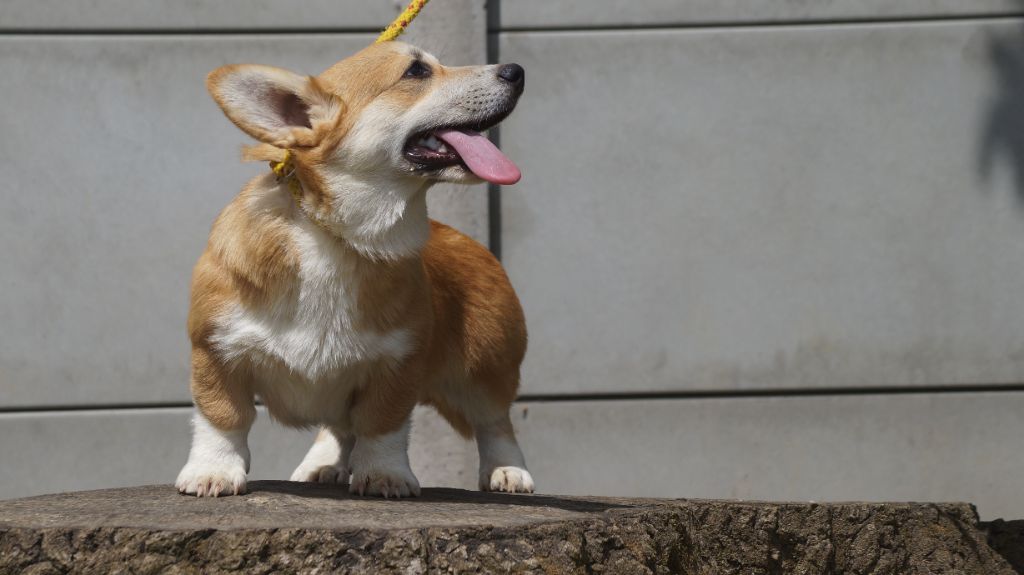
[
  {"left": 290, "top": 426, "right": 355, "bottom": 485},
  {"left": 470, "top": 379, "right": 534, "bottom": 494},
  {"left": 475, "top": 409, "right": 534, "bottom": 493},
  {"left": 429, "top": 372, "right": 535, "bottom": 494}
]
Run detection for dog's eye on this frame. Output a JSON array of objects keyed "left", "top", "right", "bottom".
[{"left": 403, "top": 60, "right": 432, "bottom": 79}]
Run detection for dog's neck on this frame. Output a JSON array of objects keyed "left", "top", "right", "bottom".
[{"left": 288, "top": 169, "right": 432, "bottom": 263}]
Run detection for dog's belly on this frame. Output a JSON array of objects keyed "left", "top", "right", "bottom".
[
  {"left": 210, "top": 302, "right": 413, "bottom": 427},
  {"left": 251, "top": 361, "right": 364, "bottom": 428}
]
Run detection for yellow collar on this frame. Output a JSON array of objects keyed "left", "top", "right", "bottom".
[
  {"left": 270, "top": 151, "right": 333, "bottom": 233},
  {"left": 271, "top": 150, "right": 304, "bottom": 204},
  {"left": 270, "top": 150, "right": 300, "bottom": 195}
]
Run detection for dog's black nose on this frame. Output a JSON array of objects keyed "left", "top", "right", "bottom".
[{"left": 497, "top": 63, "right": 525, "bottom": 86}]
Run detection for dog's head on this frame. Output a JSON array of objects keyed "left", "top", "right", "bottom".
[{"left": 207, "top": 41, "right": 524, "bottom": 188}]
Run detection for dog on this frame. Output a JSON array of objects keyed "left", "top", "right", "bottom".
[{"left": 175, "top": 41, "right": 532, "bottom": 498}]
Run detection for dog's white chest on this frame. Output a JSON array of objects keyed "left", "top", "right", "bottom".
[{"left": 211, "top": 222, "right": 412, "bottom": 382}]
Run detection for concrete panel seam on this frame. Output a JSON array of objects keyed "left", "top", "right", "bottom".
[
  {"left": 516, "top": 384, "right": 1024, "bottom": 403},
  {"left": 486, "top": 0, "right": 503, "bottom": 258},
  {"left": 494, "top": 12, "right": 1024, "bottom": 34}
]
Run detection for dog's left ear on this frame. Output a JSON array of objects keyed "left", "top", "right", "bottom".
[{"left": 207, "top": 64, "right": 342, "bottom": 149}]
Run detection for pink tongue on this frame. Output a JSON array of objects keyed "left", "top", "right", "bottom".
[{"left": 435, "top": 129, "right": 521, "bottom": 185}]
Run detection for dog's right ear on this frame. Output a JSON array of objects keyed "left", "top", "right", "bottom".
[{"left": 207, "top": 64, "right": 342, "bottom": 149}]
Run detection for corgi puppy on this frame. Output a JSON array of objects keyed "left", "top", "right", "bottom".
[{"left": 175, "top": 41, "right": 532, "bottom": 498}]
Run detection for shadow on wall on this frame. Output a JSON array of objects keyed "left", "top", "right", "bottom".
[
  {"left": 976, "top": 18, "right": 1024, "bottom": 571},
  {"left": 979, "top": 8, "right": 1024, "bottom": 206}
]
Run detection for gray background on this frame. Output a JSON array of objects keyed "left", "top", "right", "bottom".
[{"left": 2, "top": 1, "right": 1023, "bottom": 520}]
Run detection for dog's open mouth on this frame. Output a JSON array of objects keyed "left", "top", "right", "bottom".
[{"left": 404, "top": 126, "right": 521, "bottom": 185}]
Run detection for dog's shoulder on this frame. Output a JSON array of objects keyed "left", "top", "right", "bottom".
[
  {"left": 207, "top": 176, "right": 300, "bottom": 290},
  {"left": 189, "top": 176, "right": 299, "bottom": 342},
  {"left": 424, "top": 220, "right": 494, "bottom": 267}
]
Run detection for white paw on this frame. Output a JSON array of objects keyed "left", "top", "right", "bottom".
[
  {"left": 289, "top": 463, "right": 350, "bottom": 485},
  {"left": 175, "top": 462, "right": 247, "bottom": 497},
  {"left": 349, "top": 465, "right": 421, "bottom": 498},
  {"left": 483, "top": 466, "right": 535, "bottom": 493}
]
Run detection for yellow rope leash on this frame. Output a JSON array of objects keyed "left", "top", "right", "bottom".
[
  {"left": 376, "top": 0, "right": 430, "bottom": 43},
  {"left": 270, "top": 0, "right": 430, "bottom": 222}
]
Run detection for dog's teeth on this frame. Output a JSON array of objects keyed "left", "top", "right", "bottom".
[{"left": 414, "top": 135, "right": 450, "bottom": 153}]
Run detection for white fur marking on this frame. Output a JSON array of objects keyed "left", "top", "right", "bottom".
[
  {"left": 323, "top": 101, "right": 433, "bottom": 261},
  {"left": 210, "top": 217, "right": 413, "bottom": 382},
  {"left": 290, "top": 429, "right": 353, "bottom": 484},
  {"left": 487, "top": 466, "right": 535, "bottom": 493},
  {"left": 349, "top": 420, "right": 421, "bottom": 498},
  {"left": 476, "top": 425, "right": 534, "bottom": 493},
  {"left": 175, "top": 411, "right": 251, "bottom": 497}
]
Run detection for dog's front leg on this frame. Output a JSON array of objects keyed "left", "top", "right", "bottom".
[
  {"left": 175, "top": 347, "right": 255, "bottom": 497},
  {"left": 348, "top": 419, "right": 420, "bottom": 498},
  {"left": 347, "top": 382, "right": 421, "bottom": 498},
  {"left": 175, "top": 410, "right": 252, "bottom": 497}
]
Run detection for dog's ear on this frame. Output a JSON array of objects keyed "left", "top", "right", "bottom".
[{"left": 206, "top": 64, "right": 341, "bottom": 148}]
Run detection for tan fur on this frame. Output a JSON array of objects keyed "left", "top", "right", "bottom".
[
  {"left": 420, "top": 221, "right": 527, "bottom": 436},
  {"left": 189, "top": 42, "right": 526, "bottom": 449}
]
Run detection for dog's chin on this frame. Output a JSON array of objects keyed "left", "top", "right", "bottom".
[
  {"left": 401, "top": 131, "right": 480, "bottom": 184},
  {"left": 414, "top": 164, "right": 485, "bottom": 185}
]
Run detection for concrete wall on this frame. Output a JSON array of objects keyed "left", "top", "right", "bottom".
[
  {"left": 493, "top": 4, "right": 1024, "bottom": 521},
  {"left": 3, "top": 1, "right": 1023, "bottom": 520}
]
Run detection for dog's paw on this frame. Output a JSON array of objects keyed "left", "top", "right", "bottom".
[
  {"left": 175, "top": 462, "right": 247, "bottom": 497},
  {"left": 349, "top": 465, "right": 421, "bottom": 498},
  {"left": 482, "top": 466, "right": 535, "bottom": 493},
  {"left": 289, "top": 463, "right": 350, "bottom": 485}
]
